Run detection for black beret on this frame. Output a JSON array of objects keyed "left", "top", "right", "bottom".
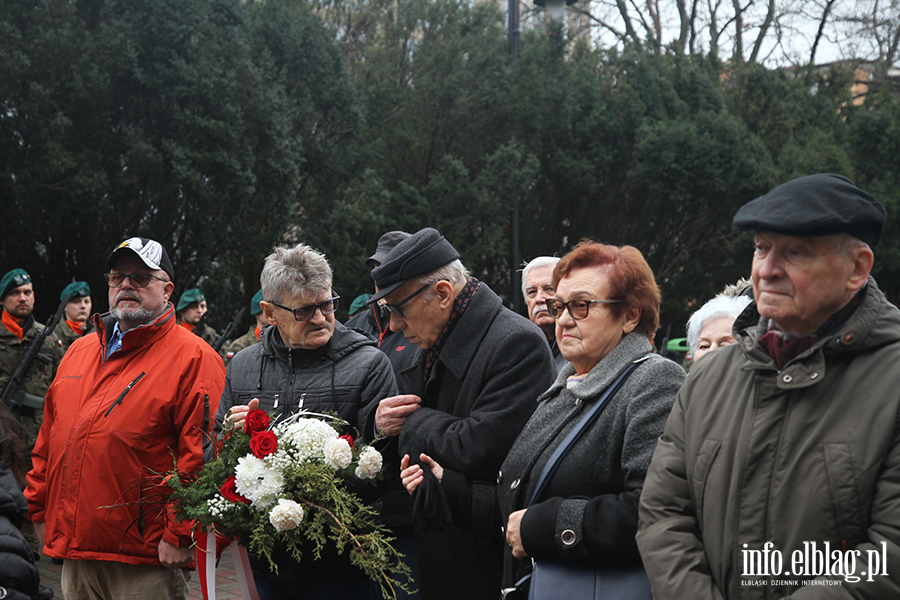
[
  {"left": 733, "top": 174, "right": 886, "bottom": 248},
  {"left": 368, "top": 228, "right": 460, "bottom": 303}
]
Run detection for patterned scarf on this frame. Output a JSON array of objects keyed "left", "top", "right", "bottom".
[
  {"left": 759, "top": 287, "right": 865, "bottom": 371},
  {"left": 424, "top": 277, "right": 481, "bottom": 381}
]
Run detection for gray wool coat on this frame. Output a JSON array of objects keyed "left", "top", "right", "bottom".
[{"left": 442, "top": 332, "right": 685, "bottom": 590}]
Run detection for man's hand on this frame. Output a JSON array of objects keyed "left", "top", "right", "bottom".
[
  {"left": 34, "top": 522, "right": 45, "bottom": 548},
  {"left": 158, "top": 539, "right": 194, "bottom": 569},
  {"left": 375, "top": 395, "right": 421, "bottom": 436},
  {"left": 225, "top": 398, "right": 260, "bottom": 431},
  {"left": 506, "top": 509, "right": 529, "bottom": 559},
  {"left": 400, "top": 453, "right": 444, "bottom": 495}
]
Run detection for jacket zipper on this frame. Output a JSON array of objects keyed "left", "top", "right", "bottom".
[{"left": 104, "top": 372, "right": 145, "bottom": 417}]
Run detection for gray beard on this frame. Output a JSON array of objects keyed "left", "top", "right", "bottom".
[{"left": 111, "top": 304, "right": 156, "bottom": 323}]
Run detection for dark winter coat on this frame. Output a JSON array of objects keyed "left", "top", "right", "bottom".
[
  {"left": 0, "top": 461, "right": 38, "bottom": 600},
  {"left": 439, "top": 332, "right": 684, "bottom": 593},
  {"left": 397, "top": 283, "right": 554, "bottom": 600}
]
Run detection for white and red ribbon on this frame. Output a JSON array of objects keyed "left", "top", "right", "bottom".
[{"left": 197, "top": 526, "right": 261, "bottom": 600}]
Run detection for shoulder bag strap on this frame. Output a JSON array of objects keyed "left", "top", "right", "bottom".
[{"left": 527, "top": 354, "right": 649, "bottom": 507}]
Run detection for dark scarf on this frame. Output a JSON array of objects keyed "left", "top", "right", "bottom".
[
  {"left": 424, "top": 276, "right": 481, "bottom": 381},
  {"left": 759, "top": 287, "right": 865, "bottom": 371}
]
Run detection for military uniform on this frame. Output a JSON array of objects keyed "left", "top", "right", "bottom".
[
  {"left": 56, "top": 320, "right": 93, "bottom": 356},
  {"left": 177, "top": 318, "right": 219, "bottom": 349},
  {"left": 0, "top": 314, "right": 59, "bottom": 435},
  {"left": 222, "top": 324, "right": 260, "bottom": 367}
]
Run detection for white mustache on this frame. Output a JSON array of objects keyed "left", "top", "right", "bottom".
[{"left": 532, "top": 303, "right": 549, "bottom": 317}]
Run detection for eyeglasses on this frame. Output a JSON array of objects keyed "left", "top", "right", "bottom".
[
  {"left": 104, "top": 272, "right": 168, "bottom": 288},
  {"left": 383, "top": 280, "right": 447, "bottom": 318},
  {"left": 269, "top": 297, "right": 340, "bottom": 321},
  {"left": 546, "top": 298, "right": 623, "bottom": 320}
]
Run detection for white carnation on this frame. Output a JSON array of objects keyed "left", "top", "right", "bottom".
[
  {"left": 324, "top": 437, "right": 353, "bottom": 470},
  {"left": 268, "top": 499, "right": 305, "bottom": 531},
  {"left": 234, "top": 454, "right": 284, "bottom": 509},
  {"left": 355, "top": 446, "right": 383, "bottom": 479},
  {"left": 277, "top": 418, "right": 338, "bottom": 461}
]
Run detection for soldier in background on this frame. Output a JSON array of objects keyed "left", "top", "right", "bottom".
[
  {"left": 175, "top": 287, "right": 219, "bottom": 348},
  {"left": 56, "top": 281, "right": 93, "bottom": 355},
  {"left": 0, "top": 268, "right": 60, "bottom": 560},
  {"left": 223, "top": 289, "right": 266, "bottom": 367}
]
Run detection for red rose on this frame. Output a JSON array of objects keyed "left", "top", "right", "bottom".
[
  {"left": 339, "top": 433, "right": 356, "bottom": 450},
  {"left": 220, "top": 476, "right": 250, "bottom": 504},
  {"left": 245, "top": 409, "right": 271, "bottom": 435},
  {"left": 250, "top": 430, "right": 278, "bottom": 458}
]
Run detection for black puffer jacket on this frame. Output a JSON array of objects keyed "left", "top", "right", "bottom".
[
  {"left": 213, "top": 321, "right": 397, "bottom": 582},
  {"left": 0, "top": 459, "right": 39, "bottom": 600}
]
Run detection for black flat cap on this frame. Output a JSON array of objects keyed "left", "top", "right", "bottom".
[
  {"left": 733, "top": 174, "right": 886, "bottom": 248},
  {"left": 367, "top": 231, "right": 412, "bottom": 268},
  {"left": 368, "top": 227, "right": 459, "bottom": 303}
]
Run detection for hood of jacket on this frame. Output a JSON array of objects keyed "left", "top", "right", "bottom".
[{"left": 732, "top": 276, "right": 900, "bottom": 382}]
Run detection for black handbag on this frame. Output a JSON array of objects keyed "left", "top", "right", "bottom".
[{"left": 521, "top": 355, "right": 653, "bottom": 600}]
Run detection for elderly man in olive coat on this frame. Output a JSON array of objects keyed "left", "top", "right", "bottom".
[
  {"left": 638, "top": 174, "right": 900, "bottom": 599},
  {"left": 368, "top": 227, "right": 553, "bottom": 600}
]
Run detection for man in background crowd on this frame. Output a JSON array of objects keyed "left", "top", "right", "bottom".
[
  {"left": 26, "top": 236, "right": 225, "bottom": 600},
  {"left": 223, "top": 289, "right": 266, "bottom": 366},
  {"left": 521, "top": 256, "right": 567, "bottom": 373},
  {"left": 176, "top": 287, "right": 218, "bottom": 348},
  {"left": 346, "top": 231, "right": 418, "bottom": 374},
  {"left": 56, "top": 281, "right": 93, "bottom": 355}
]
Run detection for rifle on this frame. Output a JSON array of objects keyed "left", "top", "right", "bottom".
[
  {"left": 1, "top": 297, "right": 68, "bottom": 410},
  {"left": 213, "top": 307, "right": 246, "bottom": 353}
]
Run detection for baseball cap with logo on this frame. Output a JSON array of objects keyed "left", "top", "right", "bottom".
[{"left": 107, "top": 237, "right": 175, "bottom": 280}]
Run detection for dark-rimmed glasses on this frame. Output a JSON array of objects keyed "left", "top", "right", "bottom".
[
  {"left": 104, "top": 272, "right": 168, "bottom": 289},
  {"left": 546, "top": 298, "right": 623, "bottom": 320},
  {"left": 269, "top": 297, "right": 340, "bottom": 321},
  {"left": 383, "top": 280, "right": 447, "bottom": 318}
]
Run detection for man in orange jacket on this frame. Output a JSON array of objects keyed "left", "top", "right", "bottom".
[{"left": 25, "top": 237, "right": 226, "bottom": 600}]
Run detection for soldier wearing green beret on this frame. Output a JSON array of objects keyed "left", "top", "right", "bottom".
[
  {"left": 223, "top": 289, "right": 267, "bottom": 367},
  {"left": 57, "top": 281, "right": 94, "bottom": 355},
  {"left": 0, "top": 268, "right": 60, "bottom": 560},
  {"left": 175, "top": 288, "right": 219, "bottom": 350}
]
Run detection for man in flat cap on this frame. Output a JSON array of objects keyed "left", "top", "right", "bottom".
[
  {"left": 176, "top": 287, "right": 219, "bottom": 350},
  {"left": 367, "top": 227, "right": 553, "bottom": 600},
  {"left": 222, "top": 289, "right": 267, "bottom": 366},
  {"left": 347, "top": 230, "right": 419, "bottom": 375},
  {"left": 56, "top": 281, "right": 93, "bottom": 355},
  {"left": 638, "top": 174, "right": 900, "bottom": 598},
  {"left": 26, "top": 237, "right": 226, "bottom": 600}
]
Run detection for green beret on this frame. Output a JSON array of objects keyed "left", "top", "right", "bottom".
[
  {"left": 0, "top": 269, "right": 31, "bottom": 299},
  {"left": 176, "top": 288, "right": 206, "bottom": 312},
  {"left": 61, "top": 281, "right": 91, "bottom": 303},
  {"left": 349, "top": 293, "right": 372, "bottom": 316},
  {"left": 734, "top": 174, "right": 886, "bottom": 248},
  {"left": 250, "top": 289, "right": 263, "bottom": 315}
]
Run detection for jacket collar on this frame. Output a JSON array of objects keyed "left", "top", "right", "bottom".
[
  {"left": 93, "top": 302, "right": 177, "bottom": 356},
  {"left": 257, "top": 321, "right": 375, "bottom": 364},
  {"left": 540, "top": 332, "right": 652, "bottom": 403},
  {"left": 430, "top": 283, "right": 503, "bottom": 381},
  {"left": 735, "top": 276, "right": 900, "bottom": 382}
]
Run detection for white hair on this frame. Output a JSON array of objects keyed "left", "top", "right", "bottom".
[
  {"left": 521, "top": 256, "right": 560, "bottom": 301},
  {"left": 416, "top": 260, "right": 469, "bottom": 299},
  {"left": 261, "top": 243, "right": 332, "bottom": 303},
  {"left": 686, "top": 295, "right": 752, "bottom": 356}
]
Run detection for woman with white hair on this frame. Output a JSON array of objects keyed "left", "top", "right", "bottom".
[{"left": 686, "top": 283, "right": 752, "bottom": 363}]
